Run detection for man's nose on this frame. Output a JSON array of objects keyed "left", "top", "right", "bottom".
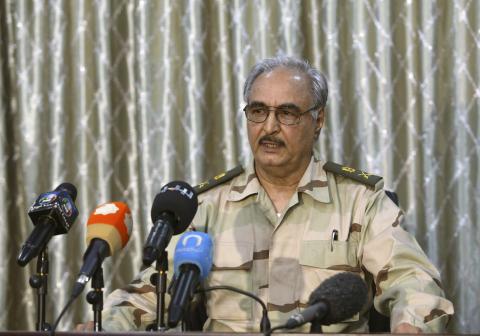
[{"left": 263, "top": 109, "right": 280, "bottom": 133}]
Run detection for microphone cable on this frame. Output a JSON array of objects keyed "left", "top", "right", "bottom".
[
  {"left": 265, "top": 324, "right": 288, "bottom": 336},
  {"left": 196, "top": 285, "right": 271, "bottom": 335},
  {"left": 50, "top": 295, "right": 76, "bottom": 336}
]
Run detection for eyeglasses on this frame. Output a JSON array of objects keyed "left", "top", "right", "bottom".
[{"left": 243, "top": 104, "right": 318, "bottom": 126}]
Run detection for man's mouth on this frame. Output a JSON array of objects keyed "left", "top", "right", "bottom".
[
  {"left": 261, "top": 141, "right": 281, "bottom": 148},
  {"left": 259, "top": 137, "right": 284, "bottom": 149}
]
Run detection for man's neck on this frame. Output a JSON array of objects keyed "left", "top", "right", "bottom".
[{"left": 255, "top": 157, "right": 312, "bottom": 212}]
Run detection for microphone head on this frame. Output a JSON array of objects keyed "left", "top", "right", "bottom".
[
  {"left": 55, "top": 182, "right": 77, "bottom": 202},
  {"left": 86, "top": 202, "right": 133, "bottom": 255},
  {"left": 28, "top": 184, "right": 79, "bottom": 235},
  {"left": 151, "top": 181, "right": 198, "bottom": 235},
  {"left": 308, "top": 272, "right": 367, "bottom": 325},
  {"left": 173, "top": 231, "right": 213, "bottom": 280}
]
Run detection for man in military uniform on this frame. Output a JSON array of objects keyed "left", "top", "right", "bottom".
[{"left": 89, "top": 56, "right": 453, "bottom": 333}]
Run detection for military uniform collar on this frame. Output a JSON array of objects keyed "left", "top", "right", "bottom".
[
  {"left": 227, "top": 161, "right": 259, "bottom": 202},
  {"left": 227, "top": 156, "right": 331, "bottom": 203},
  {"left": 297, "top": 156, "right": 331, "bottom": 203}
]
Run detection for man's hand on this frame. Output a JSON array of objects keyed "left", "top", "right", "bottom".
[
  {"left": 393, "top": 322, "right": 422, "bottom": 333},
  {"left": 75, "top": 321, "right": 94, "bottom": 332}
]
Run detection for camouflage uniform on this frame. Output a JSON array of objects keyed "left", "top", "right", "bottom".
[{"left": 102, "top": 156, "right": 453, "bottom": 332}]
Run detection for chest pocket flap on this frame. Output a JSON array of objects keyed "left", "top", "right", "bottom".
[
  {"left": 212, "top": 241, "right": 254, "bottom": 270},
  {"left": 300, "top": 240, "right": 359, "bottom": 270}
]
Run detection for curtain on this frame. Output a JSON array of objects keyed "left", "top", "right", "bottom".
[{"left": 0, "top": 0, "right": 478, "bottom": 332}]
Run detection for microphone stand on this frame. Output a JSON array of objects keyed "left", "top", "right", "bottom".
[
  {"left": 146, "top": 250, "right": 168, "bottom": 332},
  {"left": 86, "top": 266, "right": 104, "bottom": 332},
  {"left": 310, "top": 322, "right": 323, "bottom": 333},
  {"left": 29, "top": 248, "right": 51, "bottom": 331}
]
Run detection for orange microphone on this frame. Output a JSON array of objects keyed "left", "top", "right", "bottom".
[{"left": 71, "top": 201, "right": 132, "bottom": 298}]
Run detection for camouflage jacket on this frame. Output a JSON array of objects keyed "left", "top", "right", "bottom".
[{"left": 102, "top": 157, "right": 454, "bottom": 332}]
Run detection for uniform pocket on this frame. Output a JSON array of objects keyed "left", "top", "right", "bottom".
[
  {"left": 212, "top": 241, "right": 254, "bottom": 270},
  {"left": 299, "top": 240, "right": 359, "bottom": 269},
  {"left": 297, "top": 239, "right": 360, "bottom": 322},
  {"left": 206, "top": 240, "right": 254, "bottom": 320}
]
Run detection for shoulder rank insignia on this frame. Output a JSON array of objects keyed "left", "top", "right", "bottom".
[
  {"left": 323, "top": 161, "right": 383, "bottom": 191},
  {"left": 194, "top": 165, "right": 244, "bottom": 195}
]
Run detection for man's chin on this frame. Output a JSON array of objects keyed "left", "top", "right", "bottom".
[{"left": 254, "top": 155, "right": 286, "bottom": 169}]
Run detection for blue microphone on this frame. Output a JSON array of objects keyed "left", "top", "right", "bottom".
[
  {"left": 17, "top": 183, "right": 79, "bottom": 266},
  {"left": 168, "top": 231, "right": 213, "bottom": 327}
]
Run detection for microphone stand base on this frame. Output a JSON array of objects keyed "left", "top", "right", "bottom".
[
  {"left": 146, "top": 323, "right": 168, "bottom": 332},
  {"left": 86, "top": 267, "right": 104, "bottom": 332},
  {"left": 146, "top": 250, "right": 168, "bottom": 332},
  {"left": 310, "top": 323, "right": 323, "bottom": 333}
]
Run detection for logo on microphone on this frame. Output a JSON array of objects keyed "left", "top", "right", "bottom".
[
  {"left": 181, "top": 233, "right": 203, "bottom": 247},
  {"left": 60, "top": 198, "right": 74, "bottom": 217},
  {"left": 94, "top": 203, "right": 120, "bottom": 215},
  {"left": 174, "top": 231, "right": 213, "bottom": 281},
  {"left": 161, "top": 184, "right": 195, "bottom": 199},
  {"left": 38, "top": 192, "right": 57, "bottom": 204}
]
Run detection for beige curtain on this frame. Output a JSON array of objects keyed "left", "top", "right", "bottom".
[{"left": 0, "top": 0, "right": 478, "bottom": 332}]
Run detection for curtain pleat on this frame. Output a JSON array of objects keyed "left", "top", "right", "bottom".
[{"left": 1, "top": 0, "right": 478, "bottom": 332}]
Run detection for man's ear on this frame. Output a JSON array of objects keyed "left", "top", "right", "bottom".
[{"left": 314, "top": 108, "right": 325, "bottom": 139}]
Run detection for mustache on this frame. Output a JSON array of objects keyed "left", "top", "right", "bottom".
[{"left": 259, "top": 135, "right": 285, "bottom": 146}]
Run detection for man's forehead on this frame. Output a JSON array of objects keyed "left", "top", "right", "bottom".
[{"left": 249, "top": 67, "right": 312, "bottom": 104}]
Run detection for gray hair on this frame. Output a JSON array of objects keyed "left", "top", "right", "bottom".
[{"left": 243, "top": 56, "right": 328, "bottom": 117}]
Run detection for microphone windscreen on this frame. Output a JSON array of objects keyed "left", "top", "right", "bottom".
[
  {"left": 86, "top": 202, "right": 133, "bottom": 255},
  {"left": 174, "top": 231, "right": 213, "bottom": 280},
  {"left": 308, "top": 272, "right": 367, "bottom": 325},
  {"left": 151, "top": 181, "right": 198, "bottom": 234},
  {"left": 55, "top": 182, "right": 78, "bottom": 201}
]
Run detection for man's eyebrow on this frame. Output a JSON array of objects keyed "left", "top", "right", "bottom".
[
  {"left": 248, "top": 101, "right": 301, "bottom": 110},
  {"left": 248, "top": 101, "right": 266, "bottom": 107},
  {"left": 276, "top": 103, "right": 301, "bottom": 110}
]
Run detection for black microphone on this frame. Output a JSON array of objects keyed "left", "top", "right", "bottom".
[
  {"left": 142, "top": 181, "right": 198, "bottom": 267},
  {"left": 17, "top": 183, "right": 78, "bottom": 267},
  {"left": 284, "top": 272, "right": 367, "bottom": 329}
]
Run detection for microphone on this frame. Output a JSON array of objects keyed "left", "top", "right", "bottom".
[
  {"left": 17, "top": 183, "right": 79, "bottom": 266},
  {"left": 167, "top": 231, "right": 213, "bottom": 328},
  {"left": 284, "top": 272, "right": 367, "bottom": 329},
  {"left": 142, "top": 181, "right": 198, "bottom": 267},
  {"left": 71, "top": 201, "right": 132, "bottom": 298}
]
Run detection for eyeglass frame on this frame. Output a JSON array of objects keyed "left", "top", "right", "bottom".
[{"left": 243, "top": 102, "right": 320, "bottom": 126}]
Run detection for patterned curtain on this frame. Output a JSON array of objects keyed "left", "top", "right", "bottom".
[{"left": 0, "top": 0, "right": 478, "bottom": 332}]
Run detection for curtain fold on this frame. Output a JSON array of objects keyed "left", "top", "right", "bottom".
[{"left": 0, "top": 0, "right": 478, "bottom": 332}]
